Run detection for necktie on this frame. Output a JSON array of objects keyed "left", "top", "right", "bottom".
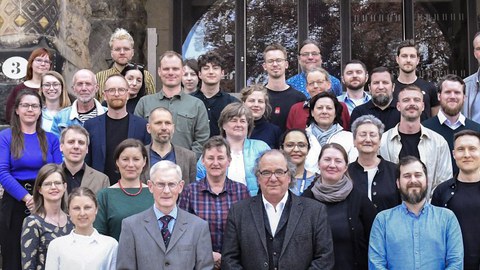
[{"left": 160, "top": 215, "right": 173, "bottom": 248}]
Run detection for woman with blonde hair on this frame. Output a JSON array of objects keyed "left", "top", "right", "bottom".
[{"left": 39, "top": 71, "right": 71, "bottom": 132}]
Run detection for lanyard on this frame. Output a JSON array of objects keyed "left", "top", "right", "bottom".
[{"left": 299, "top": 169, "right": 307, "bottom": 192}]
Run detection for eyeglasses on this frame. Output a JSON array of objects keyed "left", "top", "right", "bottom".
[
  {"left": 299, "top": 52, "right": 321, "bottom": 57},
  {"left": 265, "top": 58, "right": 286, "bottom": 65},
  {"left": 112, "top": 47, "right": 132, "bottom": 52},
  {"left": 152, "top": 182, "right": 179, "bottom": 190},
  {"left": 258, "top": 169, "right": 289, "bottom": 178},
  {"left": 41, "top": 181, "right": 64, "bottom": 188},
  {"left": 283, "top": 142, "right": 308, "bottom": 150},
  {"left": 42, "top": 82, "right": 61, "bottom": 89},
  {"left": 307, "top": 80, "right": 327, "bottom": 86},
  {"left": 74, "top": 82, "right": 94, "bottom": 88},
  {"left": 104, "top": 88, "right": 128, "bottom": 95},
  {"left": 34, "top": 58, "right": 52, "bottom": 65},
  {"left": 19, "top": 103, "right": 41, "bottom": 110}
]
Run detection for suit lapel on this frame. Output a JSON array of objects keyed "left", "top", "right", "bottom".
[
  {"left": 250, "top": 196, "right": 268, "bottom": 253},
  {"left": 144, "top": 208, "right": 167, "bottom": 253},
  {"left": 167, "top": 209, "right": 188, "bottom": 252},
  {"left": 80, "top": 165, "right": 94, "bottom": 188},
  {"left": 127, "top": 114, "right": 135, "bottom": 137},
  {"left": 280, "top": 194, "right": 303, "bottom": 257}
]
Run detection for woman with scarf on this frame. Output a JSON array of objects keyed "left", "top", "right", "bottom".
[
  {"left": 303, "top": 143, "right": 376, "bottom": 270},
  {"left": 304, "top": 91, "right": 358, "bottom": 173}
]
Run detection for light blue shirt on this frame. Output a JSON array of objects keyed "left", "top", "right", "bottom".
[
  {"left": 337, "top": 91, "right": 371, "bottom": 115},
  {"left": 368, "top": 202, "right": 463, "bottom": 270},
  {"left": 153, "top": 205, "right": 178, "bottom": 233}
]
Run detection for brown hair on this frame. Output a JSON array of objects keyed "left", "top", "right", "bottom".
[
  {"left": 40, "top": 71, "right": 71, "bottom": 108},
  {"left": 202, "top": 136, "right": 232, "bottom": 159},
  {"left": 113, "top": 139, "right": 149, "bottom": 175},
  {"left": 68, "top": 187, "right": 98, "bottom": 210},
  {"left": 32, "top": 163, "right": 68, "bottom": 216},
  {"left": 318, "top": 143, "right": 349, "bottom": 164},
  {"left": 218, "top": 103, "right": 254, "bottom": 138},
  {"left": 240, "top": 84, "right": 272, "bottom": 118},
  {"left": 263, "top": 43, "right": 288, "bottom": 59}
]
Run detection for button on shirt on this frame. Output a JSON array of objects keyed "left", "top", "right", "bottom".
[
  {"left": 337, "top": 91, "right": 371, "bottom": 115},
  {"left": 368, "top": 202, "right": 463, "bottom": 270},
  {"left": 153, "top": 205, "right": 178, "bottom": 233},
  {"left": 262, "top": 192, "right": 289, "bottom": 236}
]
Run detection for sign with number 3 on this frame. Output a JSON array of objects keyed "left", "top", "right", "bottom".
[{"left": 2, "top": 56, "right": 28, "bottom": 80}]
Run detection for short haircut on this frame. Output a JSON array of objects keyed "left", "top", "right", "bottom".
[
  {"left": 202, "top": 136, "right": 232, "bottom": 159},
  {"left": 263, "top": 43, "right": 288, "bottom": 59},
  {"left": 183, "top": 59, "right": 199, "bottom": 76},
  {"left": 396, "top": 39, "right": 419, "bottom": 56},
  {"left": 158, "top": 51, "right": 182, "bottom": 67},
  {"left": 218, "top": 103, "right": 254, "bottom": 137},
  {"left": 395, "top": 155, "right": 427, "bottom": 179},
  {"left": 239, "top": 84, "right": 272, "bottom": 118},
  {"left": 40, "top": 71, "right": 71, "bottom": 109},
  {"left": 253, "top": 149, "right": 296, "bottom": 187},
  {"left": 197, "top": 51, "right": 225, "bottom": 70},
  {"left": 72, "top": 69, "right": 97, "bottom": 86},
  {"left": 113, "top": 139, "right": 149, "bottom": 175},
  {"left": 438, "top": 74, "right": 465, "bottom": 94},
  {"left": 369, "top": 67, "right": 394, "bottom": 82},
  {"left": 473, "top": 31, "right": 480, "bottom": 45},
  {"left": 306, "top": 67, "right": 331, "bottom": 83},
  {"left": 342, "top": 59, "right": 367, "bottom": 74},
  {"left": 104, "top": 73, "right": 129, "bottom": 89},
  {"left": 279, "top": 129, "right": 311, "bottom": 150},
  {"left": 453, "top": 129, "right": 480, "bottom": 146},
  {"left": 318, "top": 143, "right": 349, "bottom": 164},
  {"left": 351, "top": 115, "right": 385, "bottom": 138},
  {"left": 68, "top": 187, "right": 97, "bottom": 209},
  {"left": 148, "top": 107, "right": 174, "bottom": 123},
  {"left": 109, "top": 28, "right": 134, "bottom": 48},
  {"left": 150, "top": 160, "right": 182, "bottom": 182},
  {"left": 307, "top": 91, "right": 344, "bottom": 127},
  {"left": 60, "top": 125, "right": 90, "bottom": 145},
  {"left": 397, "top": 84, "right": 423, "bottom": 98},
  {"left": 298, "top": 39, "right": 320, "bottom": 54}
]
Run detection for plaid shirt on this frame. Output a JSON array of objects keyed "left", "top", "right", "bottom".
[{"left": 178, "top": 177, "right": 250, "bottom": 252}]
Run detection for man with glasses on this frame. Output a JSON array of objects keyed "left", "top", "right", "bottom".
[
  {"left": 179, "top": 136, "right": 250, "bottom": 269},
  {"left": 117, "top": 160, "right": 214, "bottom": 269},
  {"left": 222, "top": 149, "right": 334, "bottom": 269},
  {"left": 264, "top": 44, "right": 306, "bottom": 133},
  {"left": 84, "top": 74, "right": 150, "bottom": 184},
  {"left": 51, "top": 69, "right": 107, "bottom": 138},
  {"left": 95, "top": 28, "right": 156, "bottom": 101},
  {"left": 287, "top": 39, "right": 342, "bottom": 98}
]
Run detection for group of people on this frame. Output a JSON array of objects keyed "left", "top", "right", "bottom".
[{"left": 1, "top": 26, "right": 480, "bottom": 270}]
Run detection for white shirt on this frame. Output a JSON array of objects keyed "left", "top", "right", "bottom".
[
  {"left": 228, "top": 151, "right": 246, "bottom": 185},
  {"left": 45, "top": 229, "right": 118, "bottom": 270},
  {"left": 365, "top": 167, "right": 379, "bottom": 200},
  {"left": 262, "top": 192, "right": 289, "bottom": 236}
]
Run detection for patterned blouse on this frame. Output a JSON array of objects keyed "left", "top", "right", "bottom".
[{"left": 21, "top": 214, "right": 74, "bottom": 270}]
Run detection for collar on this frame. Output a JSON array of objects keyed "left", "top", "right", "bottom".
[
  {"left": 71, "top": 228, "right": 102, "bottom": 244},
  {"left": 158, "top": 89, "right": 184, "bottom": 100},
  {"left": 262, "top": 191, "right": 289, "bottom": 212},
  {"left": 339, "top": 91, "right": 370, "bottom": 102},
  {"left": 437, "top": 110, "right": 466, "bottom": 126},
  {"left": 390, "top": 124, "right": 430, "bottom": 140},
  {"left": 62, "top": 162, "right": 86, "bottom": 174},
  {"left": 153, "top": 204, "right": 178, "bottom": 220},
  {"left": 68, "top": 99, "right": 105, "bottom": 120},
  {"left": 400, "top": 200, "right": 429, "bottom": 217},
  {"left": 199, "top": 177, "right": 233, "bottom": 195}
]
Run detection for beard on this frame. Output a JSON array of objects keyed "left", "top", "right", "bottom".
[
  {"left": 400, "top": 184, "right": 427, "bottom": 204},
  {"left": 441, "top": 101, "right": 463, "bottom": 117},
  {"left": 344, "top": 80, "right": 366, "bottom": 91},
  {"left": 107, "top": 99, "right": 126, "bottom": 110},
  {"left": 372, "top": 94, "right": 391, "bottom": 107}
]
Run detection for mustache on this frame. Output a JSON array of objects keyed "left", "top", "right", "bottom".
[
  {"left": 405, "top": 105, "right": 419, "bottom": 110},
  {"left": 406, "top": 182, "right": 422, "bottom": 188}
]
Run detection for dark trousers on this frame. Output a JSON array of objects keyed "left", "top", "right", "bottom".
[{"left": 0, "top": 192, "right": 28, "bottom": 270}]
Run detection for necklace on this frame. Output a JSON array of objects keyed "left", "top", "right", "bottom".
[{"left": 118, "top": 179, "right": 143, "bottom": 196}]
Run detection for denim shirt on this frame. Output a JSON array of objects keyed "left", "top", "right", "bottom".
[{"left": 368, "top": 202, "right": 463, "bottom": 270}]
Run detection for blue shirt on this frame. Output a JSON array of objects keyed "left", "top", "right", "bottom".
[
  {"left": 287, "top": 72, "right": 342, "bottom": 98},
  {"left": 149, "top": 147, "right": 176, "bottom": 166},
  {"left": 337, "top": 91, "right": 371, "bottom": 115},
  {"left": 153, "top": 205, "right": 178, "bottom": 233},
  {"left": 368, "top": 202, "right": 463, "bottom": 270}
]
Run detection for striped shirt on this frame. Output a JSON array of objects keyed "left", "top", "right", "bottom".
[{"left": 95, "top": 66, "right": 156, "bottom": 101}]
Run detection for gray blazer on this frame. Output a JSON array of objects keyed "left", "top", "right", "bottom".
[
  {"left": 117, "top": 206, "right": 214, "bottom": 270},
  {"left": 221, "top": 193, "right": 335, "bottom": 270},
  {"left": 145, "top": 144, "right": 197, "bottom": 185}
]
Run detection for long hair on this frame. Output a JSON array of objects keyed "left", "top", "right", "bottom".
[
  {"left": 26, "top": 48, "right": 53, "bottom": 80},
  {"left": 10, "top": 90, "right": 48, "bottom": 161},
  {"left": 39, "top": 71, "right": 71, "bottom": 108},
  {"left": 32, "top": 164, "right": 68, "bottom": 216}
]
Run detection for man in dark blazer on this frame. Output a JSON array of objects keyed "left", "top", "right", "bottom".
[
  {"left": 117, "top": 160, "right": 214, "bottom": 270},
  {"left": 145, "top": 107, "right": 196, "bottom": 184},
  {"left": 84, "top": 74, "right": 150, "bottom": 184},
  {"left": 221, "top": 149, "right": 334, "bottom": 270},
  {"left": 60, "top": 125, "right": 109, "bottom": 194}
]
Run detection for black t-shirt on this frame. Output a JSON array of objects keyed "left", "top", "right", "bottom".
[
  {"left": 267, "top": 86, "right": 306, "bottom": 134},
  {"left": 394, "top": 78, "right": 439, "bottom": 120},
  {"left": 398, "top": 131, "right": 421, "bottom": 159},
  {"left": 448, "top": 180, "right": 480, "bottom": 270},
  {"left": 105, "top": 114, "right": 129, "bottom": 184}
]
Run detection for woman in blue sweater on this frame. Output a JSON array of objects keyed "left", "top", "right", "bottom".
[{"left": 0, "top": 90, "right": 62, "bottom": 270}]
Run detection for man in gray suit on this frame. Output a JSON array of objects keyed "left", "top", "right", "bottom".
[
  {"left": 221, "top": 149, "right": 334, "bottom": 269},
  {"left": 145, "top": 107, "right": 197, "bottom": 184},
  {"left": 60, "top": 125, "right": 109, "bottom": 195},
  {"left": 117, "top": 160, "right": 214, "bottom": 270}
]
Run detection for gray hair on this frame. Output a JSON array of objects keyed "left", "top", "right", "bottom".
[
  {"left": 351, "top": 114, "right": 385, "bottom": 138},
  {"left": 253, "top": 149, "right": 296, "bottom": 188},
  {"left": 150, "top": 160, "right": 183, "bottom": 182}
]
